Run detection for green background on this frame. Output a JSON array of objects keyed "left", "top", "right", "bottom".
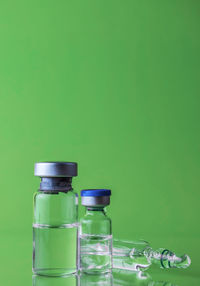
[{"left": 0, "top": 0, "right": 199, "bottom": 285}]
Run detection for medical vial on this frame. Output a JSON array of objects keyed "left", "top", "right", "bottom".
[
  {"left": 79, "top": 189, "right": 112, "bottom": 274},
  {"left": 33, "top": 162, "right": 78, "bottom": 277}
]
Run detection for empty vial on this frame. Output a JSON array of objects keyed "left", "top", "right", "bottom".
[
  {"left": 33, "top": 162, "right": 78, "bottom": 276},
  {"left": 79, "top": 189, "right": 112, "bottom": 274},
  {"left": 113, "top": 239, "right": 191, "bottom": 271}
]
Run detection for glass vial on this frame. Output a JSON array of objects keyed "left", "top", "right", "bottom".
[
  {"left": 33, "top": 162, "right": 78, "bottom": 277},
  {"left": 113, "top": 239, "right": 191, "bottom": 271},
  {"left": 79, "top": 189, "right": 112, "bottom": 274}
]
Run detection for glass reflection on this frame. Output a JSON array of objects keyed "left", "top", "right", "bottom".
[
  {"left": 32, "top": 274, "right": 78, "bottom": 286},
  {"left": 113, "top": 270, "right": 177, "bottom": 286},
  {"left": 32, "top": 271, "right": 176, "bottom": 286},
  {"left": 78, "top": 272, "right": 113, "bottom": 286}
]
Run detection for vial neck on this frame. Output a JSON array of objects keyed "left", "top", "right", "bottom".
[
  {"left": 86, "top": 207, "right": 106, "bottom": 214},
  {"left": 39, "top": 177, "right": 73, "bottom": 192}
]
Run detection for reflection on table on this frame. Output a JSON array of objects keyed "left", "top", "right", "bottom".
[
  {"left": 32, "top": 274, "right": 77, "bottom": 286},
  {"left": 113, "top": 270, "right": 176, "bottom": 285},
  {"left": 33, "top": 270, "right": 176, "bottom": 286}
]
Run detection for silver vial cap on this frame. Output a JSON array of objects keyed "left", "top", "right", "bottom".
[
  {"left": 34, "top": 162, "right": 78, "bottom": 177},
  {"left": 81, "top": 189, "right": 111, "bottom": 207},
  {"left": 81, "top": 196, "right": 110, "bottom": 207}
]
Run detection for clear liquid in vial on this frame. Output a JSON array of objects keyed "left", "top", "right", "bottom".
[
  {"left": 33, "top": 223, "right": 77, "bottom": 276},
  {"left": 79, "top": 234, "right": 112, "bottom": 274}
]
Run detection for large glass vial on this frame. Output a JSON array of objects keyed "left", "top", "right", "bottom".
[
  {"left": 33, "top": 162, "right": 78, "bottom": 277},
  {"left": 79, "top": 189, "right": 112, "bottom": 274}
]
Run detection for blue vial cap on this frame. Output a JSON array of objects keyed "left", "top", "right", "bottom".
[{"left": 81, "top": 189, "right": 111, "bottom": 197}]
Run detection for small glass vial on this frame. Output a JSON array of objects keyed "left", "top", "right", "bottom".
[
  {"left": 33, "top": 162, "right": 78, "bottom": 277},
  {"left": 79, "top": 189, "right": 112, "bottom": 274}
]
